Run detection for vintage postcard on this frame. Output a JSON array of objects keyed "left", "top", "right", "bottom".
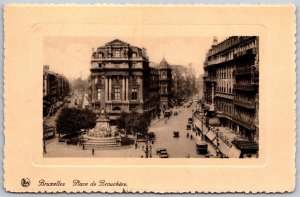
[{"left": 4, "top": 5, "right": 296, "bottom": 193}]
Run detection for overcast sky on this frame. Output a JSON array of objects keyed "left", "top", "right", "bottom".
[{"left": 43, "top": 36, "right": 227, "bottom": 80}]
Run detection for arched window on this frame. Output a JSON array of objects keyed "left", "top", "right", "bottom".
[
  {"left": 97, "top": 89, "right": 101, "bottom": 100},
  {"left": 162, "top": 72, "right": 167, "bottom": 79},
  {"left": 112, "top": 106, "right": 121, "bottom": 111}
]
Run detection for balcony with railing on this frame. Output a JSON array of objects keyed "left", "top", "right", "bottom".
[
  {"left": 203, "top": 76, "right": 216, "bottom": 83},
  {"left": 215, "top": 92, "right": 234, "bottom": 99},
  {"left": 233, "top": 83, "right": 257, "bottom": 91},
  {"left": 234, "top": 48, "right": 257, "bottom": 59},
  {"left": 231, "top": 115, "right": 256, "bottom": 131},
  {"left": 234, "top": 66, "right": 254, "bottom": 76},
  {"left": 91, "top": 56, "right": 144, "bottom": 62},
  {"left": 233, "top": 98, "right": 256, "bottom": 109},
  {"left": 216, "top": 111, "right": 232, "bottom": 120}
]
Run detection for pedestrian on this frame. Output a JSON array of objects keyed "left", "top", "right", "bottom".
[
  {"left": 92, "top": 148, "right": 95, "bottom": 156},
  {"left": 190, "top": 135, "right": 193, "bottom": 140},
  {"left": 142, "top": 145, "right": 144, "bottom": 151},
  {"left": 135, "top": 143, "right": 137, "bottom": 149},
  {"left": 82, "top": 144, "right": 85, "bottom": 150}
]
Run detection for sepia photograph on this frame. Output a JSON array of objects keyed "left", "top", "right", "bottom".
[
  {"left": 43, "top": 36, "right": 259, "bottom": 158},
  {"left": 4, "top": 5, "right": 295, "bottom": 193}
]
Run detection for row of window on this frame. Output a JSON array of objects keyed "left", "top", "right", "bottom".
[
  {"left": 208, "top": 37, "right": 257, "bottom": 61},
  {"left": 216, "top": 99, "right": 255, "bottom": 124},
  {"left": 93, "top": 49, "right": 139, "bottom": 59},
  {"left": 93, "top": 76, "right": 141, "bottom": 84},
  {"left": 216, "top": 66, "right": 234, "bottom": 79},
  {"left": 216, "top": 81, "right": 233, "bottom": 94},
  {"left": 234, "top": 94, "right": 255, "bottom": 102},
  {"left": 96, "top": 88, "right": 138, "bottom": 100}
]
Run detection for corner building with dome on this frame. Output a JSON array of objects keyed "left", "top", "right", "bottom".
[{"left": 89, "top": 39, "right": 172, "bottom": 123}]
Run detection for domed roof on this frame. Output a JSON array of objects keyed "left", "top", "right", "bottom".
[{"left": 159, "top": 57, "right": 170, "bottom": 69}]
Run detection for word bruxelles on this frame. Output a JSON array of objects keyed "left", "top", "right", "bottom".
[
  {"left": 38, "top": 179, "right": 65, "bottom": 186},
  {"left": 73, "top": 179, "right": 127, "bottom": 187}
]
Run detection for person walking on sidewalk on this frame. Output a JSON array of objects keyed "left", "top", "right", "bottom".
[{"left": 92, "top": 148, "right": 95, "bottom": 156}]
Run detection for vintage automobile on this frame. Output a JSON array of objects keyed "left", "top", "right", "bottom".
[
  {"left": 148, "top": 132, "right": 156, "bottom": 140},
  {"left": 188, "top": 117, "right": 193, "bottom": 124},
  {"left": 173, "top": 131, "right": 180, "bottom": 138},
  {"left": 164, "top": 109, "right": 173, "bottom": 118},
  {"left": 156, "top": 148, "right": 166, "bottom": 155},
  {"left": 186, "top": 124, "right": 192, "bottom": 130},
  {"left": 196, "top": 141, "right": 208, "bottom": 154},
  {"left": 159, "top": 149, "right": 169, "bottom": 158},
  {"left": 173, "top": 111, "right": 178, "bottom": 116}
]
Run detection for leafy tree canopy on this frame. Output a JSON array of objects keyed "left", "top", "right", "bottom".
[
  {"left": 56, "top": 108, "right": 96, "bottom": 135},
  {"left": 116, "top": 111, "right": 151, "bottom": 137}
]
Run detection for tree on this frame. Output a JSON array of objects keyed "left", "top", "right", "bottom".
[
  {"left": 116, "top": 111, "right": 129, "bottom": 133},
  {"left": 56, "top": 108, "right": 96, "bottom": 135},
  {"left": 116, "top": 111, "right": 151, "bottom": 137},
  {"left": 133, "top": 114, "right": 149, "bottom": 136}
]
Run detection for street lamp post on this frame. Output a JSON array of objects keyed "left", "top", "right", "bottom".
[
  {"left": 43, "top": 132, "right": 47, "bottom": 154},
  {"left": 42, "top": 123, "right": 47, "bottom": 154},
  {"left": 201, "top": 116, "right": 204, "bottom": 141},
  {"left": 215, "top": 129, "right": 221, "bottom": 158}
]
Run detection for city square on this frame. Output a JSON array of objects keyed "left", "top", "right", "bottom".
[{"left": 43, "top": 36, "right": 259, "bottom": 158}]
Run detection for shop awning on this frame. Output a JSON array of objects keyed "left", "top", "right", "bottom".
[
  {"left": 205, "top": 131, "right": 217, "bottom": 142},
  {"left": 232, "top": 140, "right": 259, "bottom": 153},
  {"left": 208, "top": 117, "right": 221, "bottom": 126},
  {"left": 218, "top": 141, "right": 241, "bottom": 158}
]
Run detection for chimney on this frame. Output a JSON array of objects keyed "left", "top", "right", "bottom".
[{"left": 43, "top": 65, "right": 49, "bottom": 73}]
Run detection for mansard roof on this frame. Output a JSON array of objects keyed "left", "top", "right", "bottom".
[
  {"left": 105, "top": 39, "right": 130, "bottom": 47},
  {"left": 158, "top": 57, "right": 171, "bottom": 69}
]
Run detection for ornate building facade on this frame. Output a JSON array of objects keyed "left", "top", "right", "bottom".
[
  {"left": 158, "top": 58, "right": 173, "bottom": 110},
  {"left": 203, "top": 36, "right": 259, "bottom": 142},
  {"left": 89, "top": 39, "right": 160, "bottom": 121},
  {"left": 43, "top": 65, "right": 70, "bottom": 117}
]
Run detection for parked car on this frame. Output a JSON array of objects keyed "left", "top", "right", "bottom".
[
  {"left": 196, "top": 141, "right": 208, "bottom": 154},
  {"left": 156, "top": 148, "right": 166, "bottom": 155},
  {"left": 148, "top": 132, "right": 156, "bottom": 140},
  {"left": 186, "top": 124, "right": 192, "bottom": 130},
  {"left": 173, "top": 131, "right": 179, "bottom": 138},
  {"left": 174, "top": 111, "right": 178, "bottom": 116},
  {"left": 159, "top": 149, "right": 169, "bottom": 158},
  {"left": 164, "top": 109, "right": 172, "bottom": 118},
  {"left": 188, "top": 117, "right": 193, "bottom": 124}
]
